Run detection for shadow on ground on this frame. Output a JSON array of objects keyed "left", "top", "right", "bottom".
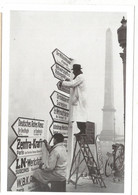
[{"left": 66, "top": 175, "right": 124, "bottom": 193}]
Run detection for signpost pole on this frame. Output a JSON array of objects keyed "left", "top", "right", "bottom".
[
  {"left": 51, "top": 48, "right": 74, "bottom": 178},
  {"left": 66, "top": 60, "right": 74, "bottom": 178}
]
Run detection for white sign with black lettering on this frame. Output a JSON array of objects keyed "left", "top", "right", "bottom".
[
  {"left": 51, "top": 63, "right": 71, "bottom": 81},
  {"left": 10, "top": 154, "right": 42, "bottom": 176},
  {"left": 50, "top": 107, "right": 69, "bottom": 123},
  {"left": 11, "top": 137, "right": 43, "bottom": 157},
  {"left": 12, "top": 117, "right": 44, "bottom": 137},
  {"left": 52, "top": 48, "right": 72, "bottom": 71},
  {"left": 50, "top": 122, "right": 68, "bottom": 136},
  {"left": 50, "top": 91, "right": 69, "bottom": 110},
  {"left": 11, "top": 173, "right": 38, "bottom": 191}
]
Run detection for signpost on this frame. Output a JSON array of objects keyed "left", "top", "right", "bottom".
[
  {"left": 11, "top": 173, "right": 39, "bottom": 191},
  {"left": 50, "top": 122, "right": 68, "bottom": 137},
  {"left": 11, "top": 137, "right": 43, "bottom": 157},
  {"left": 51, "top": 63, "right": 70, "bottom": 81},
  {"left": 50, "top": 48, "right": 72, "bottom": 139},
  {"left": 52, "top": 48, "right": 72, "bottom": 72},
  {"left": 10, "top": 49, "right": 73, "bottom": 191},
  {"left": 57, "top": 81, "right": 70, "bottom": 95},
  {"left": 12, "top": 117, "right": 44, "bottom": 137},
  {"left": 50, "top": 91, "right": 69, "bottom": 110},
  {"left": 50, "top": 107, "right": 69, "bottom": 124},
  {"left": 10, "top": 154, "right": 42, "bottom": 175},
  {"left": 10, "top": 117, "right": 45, "bottom": 191}
]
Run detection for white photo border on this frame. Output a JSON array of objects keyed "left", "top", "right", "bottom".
[{"left": 1, "top": 3, "right": 134, "bottom": 195}]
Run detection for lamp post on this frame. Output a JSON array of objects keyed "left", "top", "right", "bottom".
[{"left": 117, "top": 16, "right": 127, "bottom": 135}]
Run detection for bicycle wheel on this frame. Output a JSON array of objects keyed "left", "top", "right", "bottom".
[{"left": 105, "top": 156, "right": 113, "bottom": 177}]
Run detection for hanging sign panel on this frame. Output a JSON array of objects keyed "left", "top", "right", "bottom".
[
  {"left": 52, "top": 48, "right": 72, "bottom": 72},
  {"left": 10, "top": 117, "right": 45, "bottom": 192},
  {"left": 50, "top": 122, "right": 68, "bottom": 136},
  {"left": 12, "top": 117, "right": 44, "bottom": 137},
  {"left": 50, "top": 107, "right": 69, "bottom": 124},
  {"left": 10, "top": 154, "right": 42, "bottom": 176},
  {"left": 57, "top": 81, "right": 70, "bottom": 95},
  {"left": 51, "top": 63, "right": 71, "bottom": 81},
  {"left": 11, "top": 137, "right": 43, "bottom": 157},
  {"left": 11, "top": 173, "right": 38, "bottom": 192},
  {"left": 50, "top": 48, "right": 72, "bottom": 145},
  {"left": 50, "top": 91, "right": 69, "bottom": 110}
]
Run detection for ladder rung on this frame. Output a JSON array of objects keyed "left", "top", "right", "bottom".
[
  {"left": 68, "top": 179, "right": 76, "bottom": 185},
  {"left": 84, "top": 156, "right": 89, "bottom": 158},
  {"left": 81, "top": 146, "right": 89, "bottom": 148},
  {"left": 91, "top": 174, "right": 100, "bottom": 177},
  {"left": 68, "top": 137, "right": 106, "bottom": 188},
  {"left": 88, "top": 164, "right": 96, "bottom": 167}
]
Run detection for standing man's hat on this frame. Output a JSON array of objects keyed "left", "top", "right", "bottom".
[{"left": 71, "top": 64, "right": 82, "bottom": 70}]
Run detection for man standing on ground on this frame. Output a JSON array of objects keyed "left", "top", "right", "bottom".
[
  {"left": 59, "top": 64, "right": 87, "bottom": 135},
  {"left": 33, "top": 133, "right": 67, "bottom": 191}
]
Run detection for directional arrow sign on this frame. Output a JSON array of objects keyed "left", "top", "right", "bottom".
[
  {"left": 50, "top": 91, "right": 69, "bottom": 110},
  {"left": 11, "top": 137, "right": 43, "bottom": 157},
  {"left": 50, "top": 107, "right": 69, "bottom": 124},
  {"left": 57, "top": 81, "right": 70, "bottom": 95},
  {"left": 51, "top": 63, "right": 71, "bottom": 81},
  {"left": 52, "top": 48, "right": 72, "bottom": 72},
  {"left": 10, "top": 154, "right": 42, "bottom": 176},
  {"left": 50, "top": 122, "right": 68, "bottom": 137},
  {"left": 11, "top": 173, "right": 39, "bottom": 191},
  {"left": 12, "top": 117, "right": 44, "bottom": 137}
]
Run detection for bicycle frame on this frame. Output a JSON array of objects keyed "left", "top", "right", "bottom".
[{"left": 105, "top": 143, "right": 124, "bottom": 178}]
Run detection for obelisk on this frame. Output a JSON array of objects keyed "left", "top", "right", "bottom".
[{"left": 100, "top": 28, "right": 116, "bottom": 141}]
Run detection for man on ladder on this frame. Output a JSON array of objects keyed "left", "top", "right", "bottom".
[
  {"left": 59, "top": 64, "right": 87, "bottom": 136},
  {"left": 60, "top": 64, "right": 106, "bottom": 189}
]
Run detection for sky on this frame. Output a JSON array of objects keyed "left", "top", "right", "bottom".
[
  {"left": 9, "top": 10, "right": 126, "bottom": 137},
  {"left": 9, "top": 11, "right": 126, "bottom": 138}
]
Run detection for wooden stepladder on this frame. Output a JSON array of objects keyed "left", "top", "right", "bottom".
[{"left": 68, "top": 134, "right": 106, "bottom": 189}]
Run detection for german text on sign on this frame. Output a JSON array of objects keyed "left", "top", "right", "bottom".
[
  {"left": 50, "top": 122, "right": 68, "bottom": 136},
  {"left": 11, "top": 137, "right": 43, "bottom": 157},
  {"left": 50, "top": 91, "right": 69, "bottom": 110},
  {"left": 11, "top": 173, "right": 38, "bottom": 191},
  {"left": 12, "top": 117, "right": 44, "bottom": 137},
  {"left": 52, "top": 48, "right": 72, "bottom": 71},
  {"left": 10, "top": 154, "right": 42, "bottom": 176},
  {"left": 51, "top": 63, "right": 71, "bottom": 81},
  {"left": 50, "top": 107, "right": 69, "bottom": 123}
]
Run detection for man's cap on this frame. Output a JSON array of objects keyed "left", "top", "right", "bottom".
[
  {"left": 71, "top": 64, "right": 82, "bottom": 70},
  {"left": 53, "top": 133, "right": 64, "bottom": 142}
]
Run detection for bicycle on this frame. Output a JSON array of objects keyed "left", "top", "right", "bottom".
[{"left": 105, "top": 143, "right": 124, "bottom": 178}]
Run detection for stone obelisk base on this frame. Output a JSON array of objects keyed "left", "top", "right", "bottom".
[{"left": 100, "top": 130, "right": 114, "bottom": 141}]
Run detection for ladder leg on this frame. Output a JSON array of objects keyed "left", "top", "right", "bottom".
[
  {"left": 75, "top": 149, "right": 81, "bottom": 189},
  {"left": 78, "top": 135, "right": 106, "bottom": 188},
  {"left": 68, "top": 135, "right": 106, "bottom": 189}
]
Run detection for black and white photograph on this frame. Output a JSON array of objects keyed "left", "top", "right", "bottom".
[
  {"left": 0, "top": 2, "right": 135, "bottom": 194},
  {"left": 0, "top": 12, "right": 1, "bottom": 192}
]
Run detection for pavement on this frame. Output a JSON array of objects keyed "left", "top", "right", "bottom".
[
  {"left": 66, "top": 137, "right": 124, "bottom": 193},
  {"left": 66, "top": 175, "right": 124, "bottom": 193}
]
